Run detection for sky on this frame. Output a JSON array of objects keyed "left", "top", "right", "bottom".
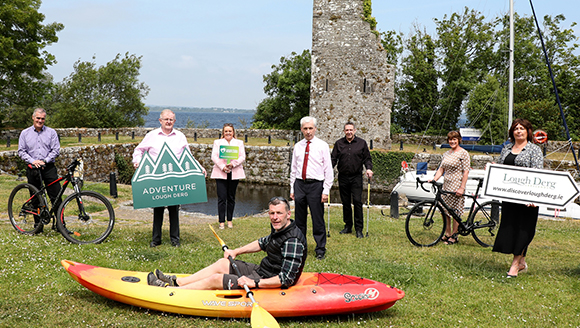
[{"left": 39, "top": 0, "right": 579, "bottom": 110}]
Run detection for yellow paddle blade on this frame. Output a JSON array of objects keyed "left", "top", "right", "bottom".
[
  {"left": 251, "top": 302, "right": 279, "bottom": 328},
  {"left": 208, "top": 224, "right": 227, "bottom": 248}
]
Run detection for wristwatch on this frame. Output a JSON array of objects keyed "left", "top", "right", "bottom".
[{"left": 254, "top": 279, "right": 260, "bottom": 289}]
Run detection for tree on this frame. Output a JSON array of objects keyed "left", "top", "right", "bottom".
[
  {"left": 0, "top": 0, "right": 63, "bottom": 126},
  {"left": 435, "top": 8, "right": 497, "bottom": 134},
  {"left": 494, "top": 13, "right": 580, "bottom": 140},
  {"left": 252, "top": 50, "right": 311, "bottom": 130},
  {"left": 49, "top": 53, "right": 150, "bottom": 128},
  {"left": 380, "top": 30, "right": 404, "bottom": 66},
  {"left": 393, "top": 27, "right": 439, "bottom": 133}
]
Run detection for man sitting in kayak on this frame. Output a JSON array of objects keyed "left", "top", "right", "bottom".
[{"left": 147, "top": 196, "right": 308, "bottom": 290}]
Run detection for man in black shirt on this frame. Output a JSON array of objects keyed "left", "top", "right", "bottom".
[{"left": 331, "top": 122, "right": 373, "bottom": 238}]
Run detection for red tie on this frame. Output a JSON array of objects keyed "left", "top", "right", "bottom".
[{"left": 302, "top": 140, "right": 310, "bottom": 180}]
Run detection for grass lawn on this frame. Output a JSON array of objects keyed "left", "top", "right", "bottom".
[{"left": 1, "top": 175, "right": 580, "bottom": 327}]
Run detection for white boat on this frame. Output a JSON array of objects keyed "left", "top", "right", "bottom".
[{"left": 392, "top": 168, "right": 580, "bottom": 220}]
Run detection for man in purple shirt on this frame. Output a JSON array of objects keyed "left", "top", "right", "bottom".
[
  {"left": 290, "top": 116, "right": 334, "bottom": 260},
  {"left": 18, "top": 108, "right": 61, "bottom": 233}
]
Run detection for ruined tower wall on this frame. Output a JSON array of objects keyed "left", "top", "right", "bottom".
[{"left": 310, "top": 0, "right": 394, "bottom": 149}]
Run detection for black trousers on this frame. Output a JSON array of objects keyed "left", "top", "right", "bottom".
[
  {"left": 338, "top": 173, "right": 364, "bottom": 232},
  {"left": 152, "top": 205, "right": 180, "bottom": 244},
  {"left": 215, "top": 175, "right": 239, "bottom": 223},
  {"left": 27, "top": 162, "right": 61, "bottom": 227},
  {"left": 294, "top": 179, "right": 325, "bottom": 256}
]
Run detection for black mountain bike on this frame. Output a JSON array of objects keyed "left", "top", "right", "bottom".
[
  {"left": 405, "top": 177, "right": 502, "bottom": 247},
  {"left": 8, "top": 159, "right": 115, "bottom": 244}
]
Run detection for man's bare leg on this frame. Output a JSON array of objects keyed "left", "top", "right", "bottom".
[{"left": 175, "top": 258, "right": 230, "bottom": 289}]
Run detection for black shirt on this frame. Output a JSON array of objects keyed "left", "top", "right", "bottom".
[{"left": 331, "top": 136, "right": 373, "bottom": 176}]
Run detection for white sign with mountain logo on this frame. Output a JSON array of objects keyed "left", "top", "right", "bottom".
[{"left": 131, "top": 143, "right": 207, "bottom": 209}]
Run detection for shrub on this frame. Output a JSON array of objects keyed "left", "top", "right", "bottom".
[{"left": 114, "top": 152, "right": 135, "bottom": 185}]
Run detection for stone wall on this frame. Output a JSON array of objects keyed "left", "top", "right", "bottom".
[
  {"left": 2, "top": 143, "right": 577, "bottom": 192},
  {"left": 310, "top": 0, "right": 394, "bottom": 149},
  {"left": 4, "top": 127, "right": 580, "bottom": 154},
  {"left": 393, "top": 133, "right": 580, "bottom": 154},
  {"left": 0, "top": 128, "right": 298, "bottom": 142},
  {"left": 0, "top": 144, "right": 294, "bottom": 186},
  {"left": 406, "top": 152, "right": 579, "bottom": 176}
]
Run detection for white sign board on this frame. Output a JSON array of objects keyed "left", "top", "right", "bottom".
[
  {"left": 483, "top": 164, "right": 580, "bottom": 208},
  {"left": 460, "top": 127, "right": 482, "bottom": 141}
]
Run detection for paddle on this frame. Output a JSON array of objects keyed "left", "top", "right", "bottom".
[
  {"left": 209, "top": 225, "right": 280, "bottom": 328},
  {"left": 366, "top": 181, "right": 371, "bottom": 237},
  {"left": 326, "top": 194, "right": 331, "bottom": 237}
]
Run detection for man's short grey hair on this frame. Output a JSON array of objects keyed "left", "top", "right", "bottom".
[
  {"left": 159, "top": 109, "right": 175, "bottom": 119},
  {"left": 33, "top": 108, "right": 46, "bottom": 116},
  {"left": 300, "top": 116, "right": 317, "bottom": 128}
]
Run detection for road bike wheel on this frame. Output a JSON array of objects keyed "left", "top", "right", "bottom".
[
  {"left": 405, "top": 200, "right": 446, "bottom": 247},
  {"left": 56, "top": 190, "right": 115, "bottom": 244},
  {"left": 471, "top": 200, "right": 502, "bottom": 247},
  {"left": 8, "top": 183, "right": 46, "bottom": 235}
]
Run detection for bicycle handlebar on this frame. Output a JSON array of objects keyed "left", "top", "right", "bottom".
[
  {"left": 66, "top": 159, "right": 81, "bottom": 173},
  {"left": 416, "top": 177, "right": 442, "bottom": 193},
  {"left": 416, "top": 177, "right": 480, "bottom": 198},
  {"left": 28, "top": 160, "right": 81, "bottom": 174},
  {"left": 27, "top": 164, "right": 46, "bottom": 170}
]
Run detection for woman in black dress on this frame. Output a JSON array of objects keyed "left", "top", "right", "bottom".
[{"left": 492, "top": 118, "right": 543, "bottom": 278}]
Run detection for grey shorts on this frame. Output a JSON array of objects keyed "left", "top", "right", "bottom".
[{"left": 222, "top": 260, "right": 262, "bottom": 290}]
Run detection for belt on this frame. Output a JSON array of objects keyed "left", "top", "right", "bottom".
[{"left": 301, "top": 178, "right": 322, "bottom": 183}]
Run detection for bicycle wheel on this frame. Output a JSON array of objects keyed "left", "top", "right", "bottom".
[
  {"left": 405, "top": 200, "right": 446, "bottom": 247},
  {"left": 471, "top": 200, "right": 502, "bottom": 247},
  {"left": 57, "top": 190, "right": 115, "bottom": 244},
  {"left": 8, "top": 183, "right": 46, "bottom": 235}
]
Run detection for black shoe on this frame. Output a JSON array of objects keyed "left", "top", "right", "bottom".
[
  {"left": 147, "top": 272, "right": 168, "bottom": 287},
  {"left": 356, "top": 231, "right": 364, "bottom": 238},
  {"left": 171, "top": 241, "right": 180, "bottom": 247},
  {"left": 150, "top": 241, "right": 161, "bottom": 248},
  {"left": 339, "top": 227, "right": 352, "bottom": 234},
  {"left": 316, "top": 253, "right": 325, "bottom": 260},
  {"left": 155, "top": 269, "right": 177, "bottom": 286}
]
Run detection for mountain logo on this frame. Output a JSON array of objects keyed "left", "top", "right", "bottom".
[{"left": 131, "top": 143, "right": 207, "bottom": 209}]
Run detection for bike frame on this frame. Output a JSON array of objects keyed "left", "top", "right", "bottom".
[
  {"left": 22, "top": 161, "right": 82, "bottom": 224},
  {"left": 419, "top": 177, "right": 491, "bottom": 236}
]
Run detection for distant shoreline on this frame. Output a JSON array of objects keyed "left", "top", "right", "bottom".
[
  {"left": 143, "top": 110, "right": 255, "bottom": 129},
  {"left": 146, "top": 105, "right": 255, "bottom": 114}
]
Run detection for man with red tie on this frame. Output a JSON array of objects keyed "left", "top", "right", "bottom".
[{"left": 290, "top": 116, "right": 334, "bottom": 260}]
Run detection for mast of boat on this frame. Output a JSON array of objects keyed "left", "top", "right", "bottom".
[{"left": 508, "top": 0, "right": 514, "bottom": 128}]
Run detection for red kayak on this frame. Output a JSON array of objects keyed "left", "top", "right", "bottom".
[{"left": 62, "top": 260, "right": 404, "bottom": 318}]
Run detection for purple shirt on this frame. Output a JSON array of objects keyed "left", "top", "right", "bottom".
[
  {"left": 290, "top": 136, "right": 334, "bottom": 195},
  {"left": 132, "top": 128, "right": 188, "bottom": 164},
  {"left": 18, "top": 125, "right": 60, "bottom": 164}
]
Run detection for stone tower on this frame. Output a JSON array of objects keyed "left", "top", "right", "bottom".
[{"left": 310, "top": 0, "right": 394, "bottom": 149}]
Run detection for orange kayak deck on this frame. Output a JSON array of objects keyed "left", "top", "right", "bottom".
[{"left": 61, "top": 260, "right": 404, "bottom": 318}]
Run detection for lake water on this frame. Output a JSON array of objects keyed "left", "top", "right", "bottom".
[
  {"left": 143, "top": 111, "right": 255, "bottom": 129},
  {"left": 144, "top": 111, "right": 390, "bottom": 216},
  {"left": 182, "top": 182, "right": 391, "bottom": 217}
]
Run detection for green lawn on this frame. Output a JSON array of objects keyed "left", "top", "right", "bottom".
[{"left": 1, "top": 174, "right": 580, "bottom": 327}]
